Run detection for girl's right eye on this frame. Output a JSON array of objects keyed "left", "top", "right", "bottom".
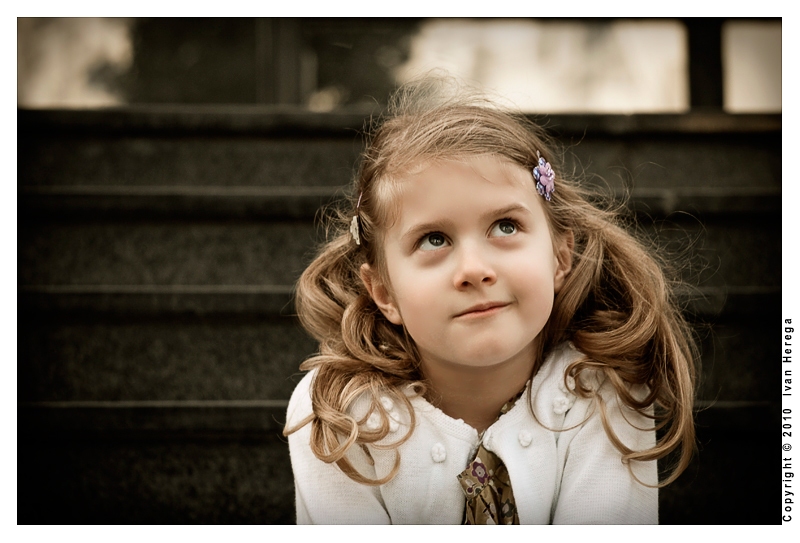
[{"left": 418, "top": 233, "right": 449, "bottom": 251}]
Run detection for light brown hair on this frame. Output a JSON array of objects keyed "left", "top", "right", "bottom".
[{"left": 284, "top": 77, "right": 697, "bottom": 487}]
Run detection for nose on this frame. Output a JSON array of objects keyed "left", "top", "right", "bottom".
[{"left": 453, "top": 242, "right": 497, "bottom": 289}]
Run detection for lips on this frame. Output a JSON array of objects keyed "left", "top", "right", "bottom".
[{"left": 454, "top": 301, "right": 510, "bottom": 319}]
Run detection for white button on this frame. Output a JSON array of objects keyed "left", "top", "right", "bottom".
[
  {"left": 380, "top": 396, "right": 395, "bottom": 411},
  {"left": 431, "top": 443, "right": 446, "bottom": 463},
  {"left": 558, "top": 375, "right": 576, "bottom": 395},
  {"left": 553, "top": 396, "right": 574, "bottom": 415},
  {"left": 518, "top": 430, "right": 532, "bottom": 447},
  {"left": 365, "top": 412, "right": 381, "bottom": 431},
  {"left": 389, "top": 418, "right": 399, "bottom": 433}
]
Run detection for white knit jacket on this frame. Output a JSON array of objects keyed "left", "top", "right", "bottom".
[{"left": 286, "top": 343, "right": 658, "bottom": 524}]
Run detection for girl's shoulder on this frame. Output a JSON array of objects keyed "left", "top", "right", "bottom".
[
  {"left": 534, "top": 341, "right": 651, "bottom": 398},
  {"left": 286, "top": 368, "right": 414, "bottom": 431},
  {"left": 530, "top": 342, "right": 597, "bottom": 397},
  {"left": 286, "top": 369, "right": 317, "bottom": 428},
  {"left": 531, "top": 342, "right": 654, "bottom": 428},
  {"left": 526, "top": 342, "right": 587, "bottom": 424},
  {"left": 531, "top": 342, "right": 584, "bottom": 390},
  {"left": 527, "top": 342, "right": 646, "bottom": 426}
]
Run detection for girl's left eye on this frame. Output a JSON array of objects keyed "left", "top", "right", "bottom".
[
  {"left": 491, "top": 220, "right": 517, "bottom": 237},
  {"left": 418, "top": 232, "right": 449, "bottom": 251}
]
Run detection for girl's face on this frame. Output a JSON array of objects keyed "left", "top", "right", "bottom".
[{"left": 362, "top": 155, "right": 572, "bottom": 375}]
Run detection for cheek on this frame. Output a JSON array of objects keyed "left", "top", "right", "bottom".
[
  {"left": 385, "top": 259, "right": 434, "bottom": 315},
  {"left": 392, "top": 269, "right": 439, "bottom": 314},
  {"left": 506, "top": 248, "right": 557, "bottom": 286},
  {"left": 512, "top": 262, "right": 556, "bottom": 326}
]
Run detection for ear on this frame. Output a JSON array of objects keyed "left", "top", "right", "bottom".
[
  {"left": 360, "top": 263, "right": 403, "bottom": 325},
  {"left": 553, "top": 230, "right": 574, "bottom": 294}
]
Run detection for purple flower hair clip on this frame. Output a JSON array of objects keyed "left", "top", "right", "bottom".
[{"left": 533, "top": 151, "right": 555, "bottom": 202}]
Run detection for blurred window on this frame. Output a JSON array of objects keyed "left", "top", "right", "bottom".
[
  {"left": 393, "top": 19, "right": 689, "bottom": 113},
  {"left": 722, "top": 20, "right": 781, "bottom": 113}
]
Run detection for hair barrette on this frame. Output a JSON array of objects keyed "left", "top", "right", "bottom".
[
  {"left": 350, "top": 192, "right": 362, "bottom": 245},
  {"left": 533, "top": 151, "right": 555, "bottom": 202}
]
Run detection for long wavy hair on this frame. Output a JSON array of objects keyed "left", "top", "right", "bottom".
[{"left": 284, "top": 77, "right": 697, "bottom": 487}]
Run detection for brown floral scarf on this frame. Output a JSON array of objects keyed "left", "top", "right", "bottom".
[{"left": 456, "top": 390, "right": 524, "bottom": 525}]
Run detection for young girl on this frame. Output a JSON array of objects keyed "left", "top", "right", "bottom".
[{"left": 284, "top": 78, "right": 697, "bottom": 524}]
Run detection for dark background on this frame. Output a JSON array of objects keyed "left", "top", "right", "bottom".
[{"left": 17, "top": 18, "right": 780, "bottom": 524}]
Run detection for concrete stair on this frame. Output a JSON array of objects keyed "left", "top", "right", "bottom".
[{"left": 17, "top": 107, "right": 780, "bottom": 523}]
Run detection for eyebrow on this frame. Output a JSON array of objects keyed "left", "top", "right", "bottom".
[
  {"left": 483, "top": 204, "right": 531, "bottom": 220},
  {"left": 399, "top": 203, "right": 532, "bottom": 245}
]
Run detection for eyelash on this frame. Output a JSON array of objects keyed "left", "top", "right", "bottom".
[
  {"left": 417, "top": 232, "right": 448, "bottom": 251},
  {"left": 493, "top": 217, "right": 521, "bottom": 236},
  {"left": 415, "top": 217, "right": 522, "bottom": 250}
]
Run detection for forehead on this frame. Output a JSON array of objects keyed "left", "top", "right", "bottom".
[
  {"left": 372, "top": 156, "right": 552, "bottom": 249},
  {"left": 387, "top": 155, "right": 541, "bottom": 219}
]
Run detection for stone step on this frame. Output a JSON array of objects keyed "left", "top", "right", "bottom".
[
  {"left": 19, "top": 109, "right": 780, "bottom": 192},
  {"left": 19, "top": 221, "right": 318, "bottom": 286},
  {"left": 18, "top": 216, "right": 780, "bottom": 289},
  {"left": 16, "top": 107, "right": 780, "bottom": 525},
  {"left": 18, "top": 106, "right": 782, "bottom": 135},
  {"left": 18, "top": 107, "right": 781, "bottom": 136},
  {"left": 659, "top": 418, "right": 772, "bottom": 524},
  {"left": 19, "top": 284, "right": 296, "bottom": 317},
  {"left": 15, "top": 400, "right": 775, "bottom": 523},
  {"left": 18, "top": 311, "right": 773, "bottom": 403},
  {"left": 18, "top": 315, "right": 314, "bottom": 402},
  {"left": 566, "top": 131, "right": 780, "bottom": 191},
  {"left": 17, "top": 432, "right": 294, "bottom": 524},
  {"left": 17, "top": 399, "right": 776, "bottom": 436},
  {"left": 19, "top": 136, "right": 361, "bottom": 189},
  {"left": 19, "top": 185, "right": 781, "bottom": 220},
  {"left": 694, "top": 321, "right": 779, "bottom": 402},
  {"left": 17, "top": 284, "right": 779, "bottom": 320},
  {"left": 641, "top": 215, "right": 780, "bottom": 290},
  {"left": 19, "top": 400, "right": 288, "bottom": 435},
  {"left": 19, "top": 132, "right": 779, "bottom": 192}
]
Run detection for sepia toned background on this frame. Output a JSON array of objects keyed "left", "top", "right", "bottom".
[{"left": 18, "top": 17, "right": 781, "bottom": 524}]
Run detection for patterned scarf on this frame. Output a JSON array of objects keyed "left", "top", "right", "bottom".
[{"left": 456, "top": 390, "right": 524, "bottom": 525}]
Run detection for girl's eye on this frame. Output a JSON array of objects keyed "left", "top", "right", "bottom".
[
  {"left": 418, "top": 233, "right": 449, "bottom": 251},
  {"left": 491, "top": 220, "right": 517, "bottom": 237}
]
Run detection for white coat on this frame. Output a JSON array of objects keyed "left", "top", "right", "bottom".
[{"left": 286, "top": 343, "right": 658, "bottom": 524}]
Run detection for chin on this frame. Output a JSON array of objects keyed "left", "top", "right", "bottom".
[{"left": 457, "top": 347, "right": 528, "bottom": 369}]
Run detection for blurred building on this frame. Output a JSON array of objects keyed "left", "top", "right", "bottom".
[{"left": 17, "top": 18, "right": 781, "bottom": 113}]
